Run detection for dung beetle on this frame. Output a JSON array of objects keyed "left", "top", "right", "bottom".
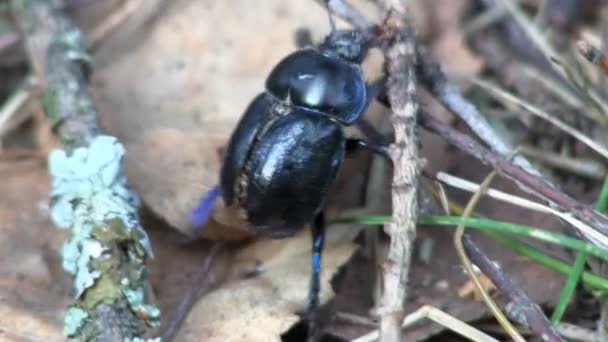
[{"left": 193, "top": 28, "right": 388, "bottom": 333}]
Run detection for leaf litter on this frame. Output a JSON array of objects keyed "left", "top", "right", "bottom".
[{"left": 0, "top": 0, "right": 595, "bottom": 340}]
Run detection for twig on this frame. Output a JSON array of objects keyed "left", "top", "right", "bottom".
[
  {"left": 162, "top": 242, "right": 224, "bottom": 342},
  {"left": 418, "top": 110, "right": 608, "bottom": 248},
  {"left": 375, "top": 7, "right": 420, "bottom": 342},
  {"left": 415, "top": 45, "right": 542, "bottom": 178},
  {"left": 11, "top": 1, "right": 159, "bottom": 340},
  {"left": 463, "top": 235, "right": 564, "bottom": 341}
]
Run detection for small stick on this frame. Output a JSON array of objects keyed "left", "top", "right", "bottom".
[
  {"left": 463, "top": 236, "right": 564, "bottom": 341},
  {"left": 161, "top": 242, "right": 224, "bottom": 342},
  {"left": 376, "top": 8, "right": 420, "bottom": 342},
  {"left": 415, "top": 45, "right": 541, "bottom": 178}
]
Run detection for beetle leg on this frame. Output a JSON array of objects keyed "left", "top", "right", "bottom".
[
  {"left": 306, "top": 211, "right": 325, "bottom": 340},
  {"left": 361, "top": 79, "right": 385, "bottom": 113},
  {"left": 346, "top": 138, "right": 390, "bottom": 159}
]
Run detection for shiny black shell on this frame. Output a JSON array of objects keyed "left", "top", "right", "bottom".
[
  {"left": 265, "top": 49, "right": 366, "bottom": 125},
  {"left": 220, "top": 93, "right": 273, "bottom": 204},
  {"left": 220, "top": 94, "right": 345, "bottom": 237}
]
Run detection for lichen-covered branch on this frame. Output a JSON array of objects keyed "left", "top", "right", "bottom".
[
  {"left": 378, "top": 10, "right": 420, "bottom": 342},
  {"left": 11, "top": 1, "right": 159, "bottom": 340}
]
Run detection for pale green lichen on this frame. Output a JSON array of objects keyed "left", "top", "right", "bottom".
[
  {"left": 62, "top": 238, "right": 104, "bottom": 297},
  {"left": 48, "top": 135, "right": 158, "bottom": 332},
  {"left": 127, "top": 338, "right": 162, "bottom": 342},
  {"left": 63, "top": 307, "right": 88, "bottom": 336},
  {"left": 121, "top": 279, "right": 161, "bottom": 327},
  {"left": 59, "top": 27, "right": 92, "bottom": 64}
]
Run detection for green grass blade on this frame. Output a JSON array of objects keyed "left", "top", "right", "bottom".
[
  {"left": 486, "top": 232, "right": 608, "bottom": 291},
  {"left": 334, "top": 215, "right": 608, "bottom": 260},
  {"left": 596, "top": 176, "right": 608, "bottom": 212},
  {"left": 332, "top": 214, "right": 608, "bottom": 292},
  {"left": 550, "top": 251, "right": 587, "bottom": 324}
]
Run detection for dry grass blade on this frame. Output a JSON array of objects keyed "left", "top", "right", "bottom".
[
  {"left": 519, "top": 145, "right": 605, "bottom": 180},
  {"left": 0, "top": 82, "right": 31, "bottom": 137},
  {"left": 495, "top": 0, "right": 562, "bottom": 77},
  {"left": 453, "top": 167, "right": 526, "bottom": 342},
  {"left": 352, "top": 305, "right": 500, "bottom": 342},
  {"left": 88, "top": 0, "right": 145, "bottom": 48},
  {"left": 437, "top": 171, "right": 608, "bottom": 248}
]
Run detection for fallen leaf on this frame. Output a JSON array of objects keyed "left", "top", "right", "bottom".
[
  {"left": 0, "top": 160, "right": 70, "bottom": 341},
  {"left": 457, "top": 274, "right": 498, "bottom": 301},
  {"left": 175, "top": 224, "right": 361, "bottom": 341},
  {"left": 93, "top": 0, "right": 334, "bottom": 237},
  {"left": 430, "top": 0, "right": 484, "bottom": 80}
]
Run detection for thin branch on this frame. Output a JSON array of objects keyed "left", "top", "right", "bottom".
[
  {"left": 162, "top": 242, "right": 224, "bottom": 342},
  {"left": 419, "top": 110, "right": 608, "bottom": 248},
  {"left": 376, "top": 9, "right": 420, "bottom": 342},
  {"left": 415, "top": 45, "right": 541, "bottom": 178},
  {"left": 463, "top": 235, "right": 564, "bottom": 341},
  {"left": 11, "top": 1, "right": 159, "bottom": 340}
]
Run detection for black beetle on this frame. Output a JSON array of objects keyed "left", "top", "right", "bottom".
[{"left": 192, "top": 28, "right": 387, "bottom": 334}]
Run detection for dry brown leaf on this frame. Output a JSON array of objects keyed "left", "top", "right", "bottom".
[
  {"left": 0, "top": 161, "right": 70, "bottom": 341},
  {"left": 93, "top": 0, "right": 334, "bottom": 237},
  {"left": 430, "top": 0, "right": 484, "bottom": 79},
  {"left": 457, "top": 275, "right": 498, "bottom": 301},
  {"left": 176, "top": 224, "right": 361, "bottom": 341}
]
